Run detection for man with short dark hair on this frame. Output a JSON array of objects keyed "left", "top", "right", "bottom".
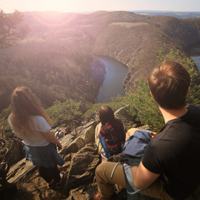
[{"left": 94, "top": 60, "right": 200, "bottom": 200}]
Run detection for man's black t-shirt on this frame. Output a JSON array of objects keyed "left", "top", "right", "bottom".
[{"left": 142, "top": 104, "right": 200, "bottom": 199}]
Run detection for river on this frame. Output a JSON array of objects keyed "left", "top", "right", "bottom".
[
  {"left": 97, "top": 57, "right": 128, "bottom": 103},
  {"left": 189, "top": 45, "right": 200, "bottom": 70},
  {"left": 96, "top": 47, "right": 200, "bottom": 104}
]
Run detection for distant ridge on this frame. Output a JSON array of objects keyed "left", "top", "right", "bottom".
[{"left": 130, "top": 10, "right": 200, "bottom": 18}]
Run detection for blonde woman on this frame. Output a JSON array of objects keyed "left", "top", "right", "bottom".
[{"left": 8, "top": 86, "right": 65, "bottom": 188}]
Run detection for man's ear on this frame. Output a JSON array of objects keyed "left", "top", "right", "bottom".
[
  {"left": 185, "top": 89, "right": 189, "bottom": 97},
  {"left": 150, "top": 91, "right": 154, "bottom": 97}
]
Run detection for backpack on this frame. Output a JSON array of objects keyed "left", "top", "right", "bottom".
[{"left": 120, "top": 129, "right": 151, "bottom": 166}]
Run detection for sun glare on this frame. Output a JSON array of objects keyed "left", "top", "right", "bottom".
[
  {"left": 31, "top": 11, "right": 76, "bottom": 27},
  {"left": 40, "top": 0, "right": 80, "bottom": 13},
  {"left": 28, "top": 0, "right": 84, "bottom": 27}
]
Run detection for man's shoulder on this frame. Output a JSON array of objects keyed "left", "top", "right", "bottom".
[
  {"left": 148, "top": 126, "right": 176, "bottom": 149},
  {"left": 187, "top": 104, "right": 200, "bottom": 116},
  {"left": 188, "top": 104, "right": 200, "bottom": 110}
]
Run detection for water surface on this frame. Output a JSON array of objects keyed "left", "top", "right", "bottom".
[
  {"left": 189, "top": 45, "right": 200, "bottom": 70},
  {"left": 97, "top": 57, "right": 128, "bottom": 103}
]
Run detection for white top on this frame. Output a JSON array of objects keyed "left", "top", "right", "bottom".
[{"left": 8, "top": 116, "right": 51, "bottom": 147}]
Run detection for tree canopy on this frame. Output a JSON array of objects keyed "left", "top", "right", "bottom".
[{"left": 0, "top": 10, "right": 29, "bottom": 48}]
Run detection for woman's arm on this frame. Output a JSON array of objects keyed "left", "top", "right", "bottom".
[{"left": 43, "top": 131, "right": 62, "bottom": 150}]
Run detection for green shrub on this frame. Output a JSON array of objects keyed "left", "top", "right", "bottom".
[
  {"left": 46, "top": 99, "right": 82, "bottom": 128},
  {"left": 0, "top": 105, "right": 11, "bottom": 131}
]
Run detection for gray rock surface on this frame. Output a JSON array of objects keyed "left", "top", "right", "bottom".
[
  {"left": 3, "top": 121, "right": 99, "bottom": 200},
  {"left": 2, "top": 118, "right": 200, "bottom": 200}
]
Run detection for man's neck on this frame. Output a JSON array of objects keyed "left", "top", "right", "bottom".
[{"left": 159, "top": 106, "right": 188, "bottom": 124}]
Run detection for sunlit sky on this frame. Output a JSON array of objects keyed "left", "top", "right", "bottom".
[{"left": 0, "top": 0, "right": 200, "bottom": 13}]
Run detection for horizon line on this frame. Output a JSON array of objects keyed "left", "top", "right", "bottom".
[{"left": 4, "top": 9, "right": 200, "bottom": 14}]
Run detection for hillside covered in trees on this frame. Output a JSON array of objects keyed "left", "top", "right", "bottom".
[
  {"left": 1, "top": 10, "right": 200, "bottom": 129},
  {"left": 10, "top": 11, "right": 200, "bottom": 93},
  {"left": 20, "top": 11, "right": 200, "bottom": 92}
]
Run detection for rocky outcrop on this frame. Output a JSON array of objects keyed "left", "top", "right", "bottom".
[
  {"left": 0, "top": 162, "right": 17, "bottom": 198},
  {"left": 0, "top": 138, "right": 24, "bottom": 166},
  {"left": 64, "top": 143, "right": 100, "bottom": 194},
  {"left": 2, "top": 107, "right": 200, "bottom": 200},
  {"left": 4, "top": 139, "right": 25, "bottom": 166},
  {"left": 3, "top": 111, "right": 135, "bottom": 200},
  {"left": 4, "top": 121, "right": 100, "bottom": 200}
]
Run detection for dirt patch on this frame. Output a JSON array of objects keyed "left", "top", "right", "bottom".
[{"left": 111, "top": 22, "right": 149, "bottom": 28}]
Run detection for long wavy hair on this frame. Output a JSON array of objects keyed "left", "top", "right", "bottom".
[{"left": 9, "top": 86, "right": 52, "bottom": 135}]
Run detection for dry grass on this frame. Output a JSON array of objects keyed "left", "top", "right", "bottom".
[{"left": 111, "top": 22, "right": 149, "bottom": 28}]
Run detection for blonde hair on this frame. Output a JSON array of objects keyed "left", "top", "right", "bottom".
[{"left": 9, "top": 86, "right": 51, "bottom": 135}]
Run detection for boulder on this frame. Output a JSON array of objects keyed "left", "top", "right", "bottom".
[
  {"left": 94, "top": 122, "right": 102, "bottom": 153},
  {"left": 60, "top": 121, "right": 97, "bottom": 155},
  {"left": 67, "top": 184, "right": 98, "bottom": 200},
  {"left": 0, "top": 162, "right": 17, "bottom": 199},
  {"left": 4, "top": 139, "right": 25, "bottom": 166},
  {"left": 7, "top": 158, "right": 36, "bottom": 184},
  {"left": 64, "top": 143, "right": 100, "bottom": 194}
]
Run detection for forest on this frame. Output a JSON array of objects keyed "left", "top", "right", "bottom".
[{"left": 1, "top": 9, "right": 200, "bottom": 132}]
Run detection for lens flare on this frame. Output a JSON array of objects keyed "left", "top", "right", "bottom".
[
  {"left": 30, "top": 11, "right": 76, "bottom": 27},
  {"left": 91, "top": 59, "right": 106, "bottom": 84}
]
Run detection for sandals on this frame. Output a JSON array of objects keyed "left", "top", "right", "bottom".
[{"left": 56, "top": 171, "right": 65, "bottom": 188}]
